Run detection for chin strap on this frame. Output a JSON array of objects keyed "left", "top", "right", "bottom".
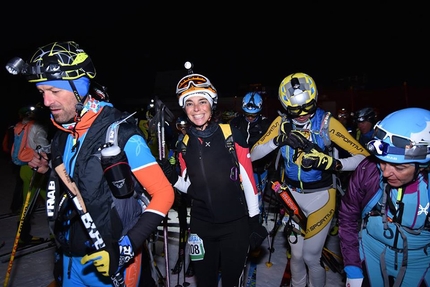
[{"left": 68, "top": 80, "right": 85, "bottom": 123}]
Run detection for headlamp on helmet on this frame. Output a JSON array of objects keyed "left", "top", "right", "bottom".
[
  {"left": 367, "top": 107, "right": 430, "bottom": 165},
  {"left": 5, "top": 41, "right": 96, "bottom": 83},
  {"left": 176, "top": 116, "right": 189, "bottom": 131}
]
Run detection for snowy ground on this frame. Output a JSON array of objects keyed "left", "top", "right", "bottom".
[{"left": 0, "top": 155, "right": 344, "bottom": 287}]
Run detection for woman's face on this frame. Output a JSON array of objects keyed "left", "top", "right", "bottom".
[
  {"left": 380, "top": 161, "right": 417, "bottom": 187},
  {"left": 184, "top": 96, "right": 212, "bottom": 130}
]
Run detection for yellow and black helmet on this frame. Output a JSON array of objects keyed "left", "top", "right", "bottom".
[
  {"left": 25, "top": 41, "right": 96, "bottom": 83},
  {"left": 278, "top": 72, "right": 318, "bottom": 117}
]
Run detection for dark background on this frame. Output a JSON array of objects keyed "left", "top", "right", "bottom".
[{"left": 1, "top": 3, "right": 428, "bottom": 132}]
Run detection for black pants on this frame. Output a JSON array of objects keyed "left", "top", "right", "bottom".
[{"left": 190, "top": 216, "right": 249, "bottom": 287}]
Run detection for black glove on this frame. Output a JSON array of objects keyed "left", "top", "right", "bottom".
[
  {"left": 286, "top": 130, "right": 314, "bottom": 152},
  {"left": 273, "top": 134, "right": 289, "bottom": 147},
  {"left": 249, "top": 215, "right": 268, "bottom": 250},
  {"left": 301, "top": 148, "right": 336, "bottom": 170},
  {"left": 81, "top": 235, "right": 134, "bottom": 277},
  {"left": 157, "top": 158, "right": 178, "bottom": 185}
]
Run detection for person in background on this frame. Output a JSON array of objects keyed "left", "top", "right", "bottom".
[
  {"left": 337, "top": 107, "right": 354, "bottom": 134},
  {"left": 138, "top": 99, "right": 175, "bottom": 160},
  {"left": 6, "top": 40, "right": 174, "bottom": 287},
  {"left": 250, "top": 72, "right": 369, "bottom": 287},
  {"left": 161, "top": 69, "right": 267, "bottom": 287},
  {"left": 3, "top": 109, "right": 24, "bottom": 215},
  {"left": 10, "top": 104, "right": 50, "bottom": 245},
  {"left": 354, "top": 107, "right": 377, "bottom": 149},
  {"left": 220, "top": 110, "right": 238, "bottom": 124},
  {"left": 338, "top": 107, "right": 430, "bottom": 287},
  {"left": 230, "top": 92, "right": 273, "bottom": 223},
  {"left": 329, "top": 107, "right": 355, "bottom": 236}
]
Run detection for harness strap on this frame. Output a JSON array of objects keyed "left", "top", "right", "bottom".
[{"left": 380, "top": 222, "right": 408, "bottom": 287}]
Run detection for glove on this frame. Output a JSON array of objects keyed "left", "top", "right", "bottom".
[
  {"left": 346, "top": 278, "right": 363, "bottom": 287},
  {"left": 168, "top": 155, "right": 176, "bottom": 165},
  {"left": 286, "top": 130, "right": 314, "bottom": 152},
  {"left": 344, "top": 265, "right": 364, "bottom": 287},
  {"left": 273, "top": 131, "right": 314, "bottom": 152},
  {"left": 81, "top": 235, "right": 134, "bottom": 277},
  {"left": 273, "top": 134, "right": 289, "bottom": 147},
  {"left": 301, "top": 148, "right": 335, "bottom": 170},
  {"left": 249, "top": 215, "right": 268, "bottom": 250},
  {"left": 157, "top": 158, "right": 178, "bottom": 185}
]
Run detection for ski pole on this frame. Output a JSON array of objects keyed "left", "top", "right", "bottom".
[
  {"left": 3, "top": 145, "right": 44, "bottom": 287},
  {"left": 3, "top": 168, "right": 37, "bottom": 287},
  {"left": 156, "top": 99, "right": 171, "bottom": 287},
  {"left": 52, "top": 155, "right": 125, "bottom": 287},
  {"left": 266, "top": 208, "right": 285, "bottom": 267}
]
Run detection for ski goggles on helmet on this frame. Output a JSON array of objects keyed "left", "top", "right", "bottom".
[
  {"left": 373, "top": 124, "right": 413, "bottom": 148},
  {"left": 176, "top": 74, "right": 212, "bottom": 95},
  {"left": 367, "top": 139, "right": 429, "bottom": 159},
  {"left": 243, "top": 102, "right": 261, "bottom": 111},
  {"left": 287, "top": 100, "right": 317, "bottom": 117}
]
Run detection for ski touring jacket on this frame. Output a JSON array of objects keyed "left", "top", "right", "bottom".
[
  {"left": 230, "top": 114, "right": 273, "bottom": 173},
  {"left": 47, "top": 102, "right": 174, "bottom": 256},
  {"left": 174, "top": 122, "right": 260, "bottom": 223},
  {"left": 339, "top": 156, "right": 430, "bottom": 268}
]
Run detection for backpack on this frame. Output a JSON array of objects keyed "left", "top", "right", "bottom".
[
  {"left": 2, "top": 125, "right": 15, "bottom": 154},
  {"left": 104, "top": 112, "right": 152, "bottom": 230},
  {"left": 11, "top": 120, "right": 35, "bottom": 166}
]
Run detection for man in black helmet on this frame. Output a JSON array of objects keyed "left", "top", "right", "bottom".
[
  {"left": 354, "top": 107, "right": 377, "bottom": 149},
  {"left": 6, "top": 40, "right": 174, "bottom": 287}
]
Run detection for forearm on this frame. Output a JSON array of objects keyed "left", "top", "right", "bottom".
[
  {"left": 251, "top": 141, "right": 277, "bottom": 161},
  {"left": 240, "top": 165, "right": 259, "bottom": 217},
  {"left": 337, "top": 154, "right": 366, "bottom": 171},
  {"left": 127, "top": 211, "right": 165, "bottom": 250}
]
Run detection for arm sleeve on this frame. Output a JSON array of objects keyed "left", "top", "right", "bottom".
[
  {"left": 329, "top": 117, "right": 370, "bottom": 171},
  {"left": 338, "top": 159, "right": 377, "bottom": 268},
  {"left": 124, "top": 135, "right": 175, "bottom": 249},
  {"left": 235, "top": 141, "right": 260, "bottom": 218},
  {"left": 29, "top": 123, "right": 50, "bottom": 149},
  {"left": 250, "top": 116, "right": 282, "bottom": 161}
]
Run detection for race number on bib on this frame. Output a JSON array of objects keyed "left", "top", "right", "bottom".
[{"left": 188, "top": 233, "right": 205, "bottom": 261}]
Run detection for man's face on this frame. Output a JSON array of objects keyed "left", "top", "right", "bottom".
[
  {"left": 357, "top": 120, "right": 373, "bottom": 134},
  {"left": 37, "top": 84, "right": 78, "bottom": 124}
]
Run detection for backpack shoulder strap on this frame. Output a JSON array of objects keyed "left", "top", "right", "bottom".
[
  {"left": 180, "top": 134, "right": 189, "bottom": 156},
  {"left": 219, "top": 124, "right": 239, "bottom": 168},
  {"left": 219, "top": 124, "right": 234, "bottom": 153},
  {"left": 180, "top": 124, "right": 236, "bottom": 162},
  {"left": 320, "top": 111, "right": 332, "bottom": 148}
]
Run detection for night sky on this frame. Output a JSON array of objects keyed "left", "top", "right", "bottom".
[{"left": 1, "top": 3, "right": 427, "bottom": 127}]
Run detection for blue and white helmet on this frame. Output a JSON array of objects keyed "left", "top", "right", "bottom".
[
  {"left": 242, "top": 92, "right": 263, "bottom": 114},
  {"left": 367, "top": 107, "right": 430, "bottom": 165}
]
